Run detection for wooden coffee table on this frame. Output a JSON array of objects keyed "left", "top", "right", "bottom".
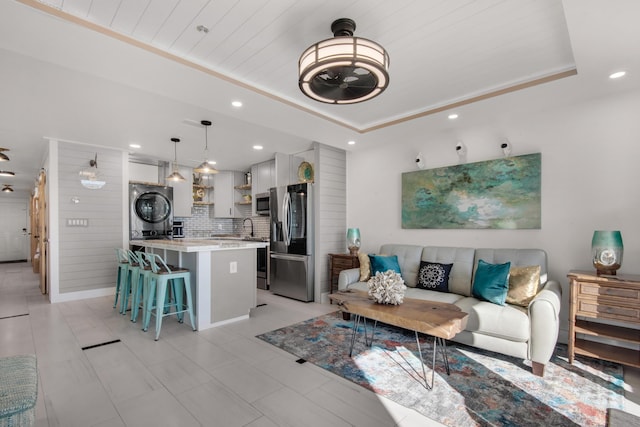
[{"left": 329, "top": 290, "right": 468, "bottom": 389}]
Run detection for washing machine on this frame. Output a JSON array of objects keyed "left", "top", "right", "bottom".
[{"left": 129, "top": 183, "right": 174, "bottom": 240}]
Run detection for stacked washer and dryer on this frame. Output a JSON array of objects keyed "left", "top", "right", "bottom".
[{"left": 129, "top": 183, "right": 174, "bottom": 240}]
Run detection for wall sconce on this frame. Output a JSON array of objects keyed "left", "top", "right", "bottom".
[
  {"left": 79, "top": 153, "right": 106, "bottom": 189},
  {"left": 415, "top": 152, "right": 426, "bottom": 169},
  {"left": 500, "top": 138, "right": 512, "bottom": 157},
  {"left": 455, "top": 141, "right": 467, "bottom": 163}
]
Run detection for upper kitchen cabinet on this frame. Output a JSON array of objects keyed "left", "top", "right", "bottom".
[
  {"left": 129, "top": 161, "right": 159, "bottom": 184},
  {"left": 168, "top": 165, "right": 193, "bottom": 218},
  {"left": 213, "top": 171, "right": 246, "bottom": 218}
]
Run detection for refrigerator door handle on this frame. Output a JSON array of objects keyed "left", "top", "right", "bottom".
[
  {"left": 271, "top": 253, "right": 306, "bottom": 262},
  {"left": 282, "top": 191, "right": 291, "bottom": 246}
]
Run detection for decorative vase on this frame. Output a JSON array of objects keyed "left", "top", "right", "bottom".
[
  {"left": 346, "top": 228, "right": 361, "bottom": 256},
  {"left": 592, "top": 230, "right": 623, "bottom": 275},
  {"left": 367, "top": 271, "right": 406, "bottom": 305}
]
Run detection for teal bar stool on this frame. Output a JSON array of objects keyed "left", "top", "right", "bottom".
[
  {"left": 114, "top": 248, "right": 129, "bottom": 309},
  {"left": 142, "top": 253, "right": 196, "bottom": 340},
  {"left": 119, "top": 250, "right": 141, "bottom": 315},
  {"left": 130, "top": 250, "right": 153, "bottom": 323}
]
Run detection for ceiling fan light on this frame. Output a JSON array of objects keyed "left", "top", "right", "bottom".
[
  {"left": 0, "top": 170, "right": 16, "bottom": 177},
  {"left": 298, "top": 18, "right": 389, "bottom": 104},
  {"left": 0, "top": 153, "right": 9, "bottom": 162},
  {"left": 2, "top": 185, "right": 13, "bottom": 193}
]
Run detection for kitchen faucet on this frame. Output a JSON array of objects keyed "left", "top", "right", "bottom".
[{"left": 243, "top": 217, "right": 254, "bottom": 237}]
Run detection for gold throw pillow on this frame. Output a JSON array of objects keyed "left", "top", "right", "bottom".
[
  {"left": 506, "top": 265, "right": 541, "bottom": 307},
  {"left": 358, "top": 252, "right": 371, "bottom": 282}
]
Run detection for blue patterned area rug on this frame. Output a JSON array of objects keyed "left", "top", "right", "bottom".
[{"left": 256, "top": 311, "right": 626, "bottom": 427}]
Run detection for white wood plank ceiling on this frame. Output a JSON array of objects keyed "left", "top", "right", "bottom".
[{"left": 32, "top": 0, "right": 576, "bottom": 130}]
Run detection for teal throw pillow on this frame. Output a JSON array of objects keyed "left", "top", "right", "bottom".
[
  {"left": 368, "top": 254, "right": 402, "bottom": 276},
  {"left": 472, "top": 259, "right": 511, "bottom": 305}
]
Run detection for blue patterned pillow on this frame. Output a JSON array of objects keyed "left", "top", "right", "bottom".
[
  {"left": 417, "top": 261, "right": 453, "bottom": 292},
  {"left": 368, "top": 254, "right": 402, "bottom": 276},
  {"left": 472, "top": 259, "right": 511, "bottom": 305}
]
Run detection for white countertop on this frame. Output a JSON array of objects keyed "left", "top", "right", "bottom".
[{"left": 131, "top": 239, "right": 268, "bottom": 252}]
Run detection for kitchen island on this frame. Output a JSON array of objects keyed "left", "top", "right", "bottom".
[{"left": 132, "top": 239, "right": 268, "bottom": 330}]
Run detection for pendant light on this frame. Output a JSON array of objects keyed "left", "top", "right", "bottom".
[
  {"left": 0, "top": 148, "right": 9, "bottom": 162},
  {"left": 2, "top": 184, "right": 13, "bottom": 193},
  {"left": 167, "top": 138, "right": 185, "bottom": 182},
  {"left": 193, "top": 120, "right": 218, "bottom": 175}
]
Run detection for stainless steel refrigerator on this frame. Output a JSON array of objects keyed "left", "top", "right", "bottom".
[{"left": 269, "top": 183, "right": 314, "bottom": 301}]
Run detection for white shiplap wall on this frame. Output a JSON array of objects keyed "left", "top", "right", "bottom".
[
  {"left": 312, "top": 142, "right": 347, "bottom": 303},
  {"left": 57, "top": 142, "right": 123, "bottom": 293}
]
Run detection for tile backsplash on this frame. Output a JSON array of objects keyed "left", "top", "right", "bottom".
[{"left": 177, "top": 205, "right": 269, "bottom": 239}]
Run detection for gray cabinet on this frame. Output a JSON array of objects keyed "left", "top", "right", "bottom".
[
  {"left": 213, "top": 171, "right": 245, "bottom": 218},
  {"left": 251, "top": 160, "right": 275, "bottom": 215},
  {"left": 169, "top": 165, "right": 193, "bottom": 218}
]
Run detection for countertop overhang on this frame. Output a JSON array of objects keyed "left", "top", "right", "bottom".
[{"left": 131, "top": 239, "right": 268, "bottom": 252}]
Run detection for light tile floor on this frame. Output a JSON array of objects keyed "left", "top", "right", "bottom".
[{"left": 0, "top": 262, "right": 638, "bottom": 427}]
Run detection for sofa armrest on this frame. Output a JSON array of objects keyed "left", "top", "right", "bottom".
[
  {"left": 528, "top": 279, "right": 562, "bottom": 366},
  {"left": 338, "top": 268, "right": 361, "bottom": 290}
]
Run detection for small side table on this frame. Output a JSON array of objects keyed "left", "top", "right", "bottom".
[
  {"left": 567, "top": 270, "right": 640, "bottom": 368},
  {"left": 328, "top": 253, "right": 360, "bottom": 299}
]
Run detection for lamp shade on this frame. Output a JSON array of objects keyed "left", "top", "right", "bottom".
[
  {"left": 347, "top": 228, "right": 361, "bottom": 255},
  {"left": 591, "top": 230, "right": 623, "bottom": 275}
]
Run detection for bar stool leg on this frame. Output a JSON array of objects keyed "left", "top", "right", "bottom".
[{"left": 154, "top": 277, "right": 169, "bottom": 341}]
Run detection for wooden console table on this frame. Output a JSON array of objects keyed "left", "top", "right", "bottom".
[
  {"left": 328, "top": 253, "right": 360, "bottom": 297},
  {"left": 567, "top": 271, "right": 640, "bottom": 368}
]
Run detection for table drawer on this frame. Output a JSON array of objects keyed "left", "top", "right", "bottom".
[
  {"left": 577, "top": 299, "right": 640, "bottom": 324},
  {"left": 578, "top": 282, "right": 640, "bottom": 302},
  {"left": 332, "top": 258, "right": 358, "bottom": 270}
]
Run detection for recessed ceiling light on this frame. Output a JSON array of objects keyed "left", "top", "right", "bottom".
[
  {"left": 348, "top": 140, "right": 356, "bottom": 145},
  {"left": 129, "top": 143, "right": 141, "bottom": 149},
  {"left": 609, "top": 71, "right": 626, "bottom": 79},
  {"left": 232, "top": 101, "right": 243, "bottom": 108},
  {"left": 253, "top": 145, "right": 263, "bottom": 150},
  {"left": 448, "top": 113, "right": 459, "bottom": 120},
  {"left": 207, "top": 160, "right": 217, "bottom": 165}
]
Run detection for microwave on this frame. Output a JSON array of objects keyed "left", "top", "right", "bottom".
[{"left": 255, "top": 192, "right": 270, "bottom": 216}]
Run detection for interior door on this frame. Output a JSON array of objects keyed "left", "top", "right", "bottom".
[
  {"left": 0, "top": 200, "right": 28, "bottom": 262},
  {"left": 35, "top": 170, "right": 47, "bottom": 294}
]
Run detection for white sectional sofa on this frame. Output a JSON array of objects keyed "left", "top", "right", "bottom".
[{"left": 337, "top": 244, "right": 562, "bottom": 376}]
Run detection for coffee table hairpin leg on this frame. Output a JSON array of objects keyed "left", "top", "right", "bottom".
[{"left": 348, "top": 315, "right": 377, "bottom": 356}]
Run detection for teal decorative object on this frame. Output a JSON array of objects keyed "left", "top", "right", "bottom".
[
  {"left": 592, "top": 230, "right": 623, "bottom": 275},
  {"left": 346, "top": 228, "right": 361, "bottom": 255}
]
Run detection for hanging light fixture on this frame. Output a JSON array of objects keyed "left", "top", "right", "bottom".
[
  {"left": 2, "top": 184, "right": 13, "bottom": 193},
  {"left": 0, "top": 148, "right": 9, "bottom": 162},
  {"left": 167, "top": 138, "right": 185, "bottom": 182},
  {"left": 79, "top": 153, "right": 106, "bottom": 189},
  {"left": 193, "top": 120, "right": 218, "bottom": 175},
  {"left": 298, "top": 18, "right": 390, "bottom": 104}
]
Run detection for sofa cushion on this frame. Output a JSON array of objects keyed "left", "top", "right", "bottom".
[
  {"left": 379, "top": 244, "right": 424, "bottom": 287},
  {"left": 358, "top": 252, "right": 371, "bottom": 282},
  {"left": 472, "top": 260, "right": 511, "bottom": 305},
  {"left": 369, "top": 254, "right": 401, "bottom": 275},
  {"left": 455, "top": 297, "right": 530, "bottom": 342},
  {"left": 421, "top": 247, "right": 475, "bottom": 296},
  {"left": 474, "top": 248, "right": 548, "bottom": 287},
  {"left": 506, "top": 265, "right": 541, "bottom": 307},
  {"left": 406, "top": 287, "right": 465, "bottom": 304},
  {"left": 416, "top": 261, "right": 452, "bottom": 292}
]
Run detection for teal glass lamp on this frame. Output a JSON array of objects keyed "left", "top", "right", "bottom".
[
  {"left": 346, "top": 228, "right": 361, "bottom": 256},
  {"left": 592, "top": 230, "right": 623, "bottom": 275}
]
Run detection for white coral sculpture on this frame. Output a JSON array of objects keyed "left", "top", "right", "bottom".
[{"left": 367, "top": 270, "right": 407, "bottom": 305}]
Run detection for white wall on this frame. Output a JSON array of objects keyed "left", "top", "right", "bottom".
[{"left": 346, "top": 88, "right": 640, "bottom": 339}]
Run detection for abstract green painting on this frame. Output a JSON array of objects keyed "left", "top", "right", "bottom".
[{"left": 402, "top": 153, "right": 541, "bottom": 229}]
